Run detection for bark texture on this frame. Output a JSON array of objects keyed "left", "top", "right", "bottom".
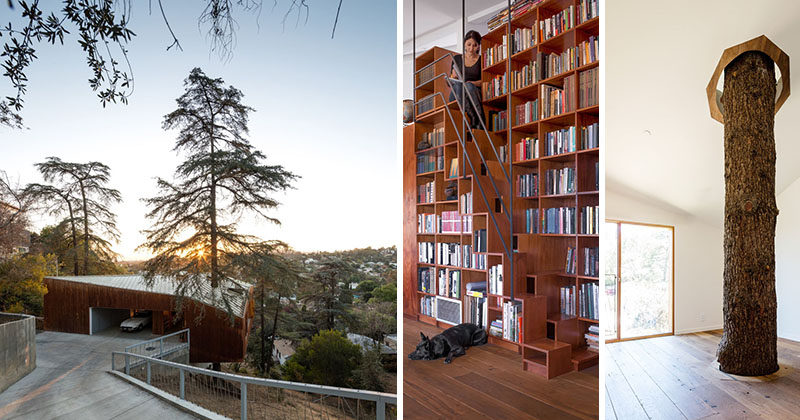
[{"left": 717, "top": 51, "right": 779, "bottom": 376}]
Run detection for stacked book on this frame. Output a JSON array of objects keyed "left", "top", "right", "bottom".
[
  {"left": 417, "top": 267, "right": 434, "bottom": 293},
  {"left": 417, "top": 180, "right": 435, "bottom": 204},
  {"left": 565, "top": 246, "right": 577, "bottom": 275},
  {"left": 585, "top": 324, "right": 600, "bottom": 352},
  {"left": 544, "top": 126, "right": 576, "bottom": 156},
  {"left": 515, "top": 136, "right": 539, "bottom": 161},
  {"left": 489, "top": 319, "right": 504, "bottom": 337},
  {"left": 517, "top": 173, "right": 539, "bottom": 197},
  {"left": 583, "top": 247, "right": 599, "bottom": 276},
  {"left": 560, "top": 285, "right": 576, "bottom": 316},
  {"left": 514, "top": 99, "right": 539, "bottom": 126},
  {"left": 581, "top": 122, "right": 599, "bottom": 149},
  {"left": 579, "top": 281, "right": 599, "bottom": 320},
  {"left": 580, "top": 205, "right": 598, "bottom": 235},
  {"left": 419, "top": 241, "right": 435, "bottom": 264},
  {"left": 487, "top": 0, "right": 544, "bottom": 31},
  {"left": 544, "top": 167, "right": 576, "bottom": 195},
  {"left": 525, "top": 208, "right": 540, "bottom": 234},
  {"left": 503, "top": 301, "right": 523, "bottom": 343},
  {"left": 489, "top": 263, "right": 504, "bottom": 295},
  {"left": 542, "top": 206, "right": 576, "bottom": 234}
]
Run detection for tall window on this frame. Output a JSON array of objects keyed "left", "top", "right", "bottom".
[{"left": 604, "top": 221, "right": 674, "bottom": 342}]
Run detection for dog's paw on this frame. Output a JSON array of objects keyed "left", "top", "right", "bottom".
[{"left": 444, "top": 359, "right": 452, "bottom": 364}]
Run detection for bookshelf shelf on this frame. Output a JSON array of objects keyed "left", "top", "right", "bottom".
[{"left": 404, "top": 0, "right": 599, "bottom": 380}]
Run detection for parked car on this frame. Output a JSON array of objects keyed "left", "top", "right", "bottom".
[{"left": 120, "top": 311, "right": 152, "bottom": 332}]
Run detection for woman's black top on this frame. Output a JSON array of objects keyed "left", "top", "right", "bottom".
[{"left": 452, "top": 54, "right": 481, "bottom": 82}]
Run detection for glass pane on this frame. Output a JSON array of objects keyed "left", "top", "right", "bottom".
[
  {"left": 619, "top": 224, "right": 673, "bottom": 339},
  {"left": 603, "top": 222, "right": 618, "bottom": 340}
]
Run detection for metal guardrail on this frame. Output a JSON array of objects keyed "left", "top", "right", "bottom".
[
  {"left": 112, "top": 351, "right": 397, "bottom": 420},
  {"left": 124, "top": 328, "right": 190, "bottom": 360}
]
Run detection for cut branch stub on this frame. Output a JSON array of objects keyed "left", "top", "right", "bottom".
[{"left": 707, "top": 35, "right": 790, "bottom": 124}]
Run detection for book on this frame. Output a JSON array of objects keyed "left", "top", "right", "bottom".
[
  {"left": 580, "top": 205, "right": 598, "bottom": 235},
  {"left": 583, "top": 247, "right": 599, "bottom": 277},
  {"left": 542, "top": 207, "right": 576, "bottom": 234},
  {"left": 418, "top": 242, "right": 435, "bottom": 264},
  {"left": 417, "top": 180, "right": 435, "bottom": 203},
  {"left": 580, "top": 122, "right": 599, "bottom": 150},
  {"left": 514, "top": 100, "right": 539, "bottom": 126},
  {"left": 544, "top": 126, "right": 576, "bottom": 156},
  {"left": 565, "top": 246, "right": 577, "bottom": 274},
  {"left": 489, "top": 110, "right": 508, "bottom": 132},
  {"left": 544, "top": 167, "right": 576, "bottom": 195},
  {"left": 517, "top": 173, "right": 539, "bottom": 197},
  {"left": 417, "top": 267, "right": 435, "bottom": 293},
  {"left": 416, "top": 148, "right": 444, "bottom": 174},
  {"left": 524, "top": 208, "right": 540, "bottom": 234},
  {"left": 539, "top": 5, "right": 575, "bottom": 42},
  {"left": 579, "top": 67, "right": 599, "bottom": 109},
  {"left": 489, "top": 264, "right": 503, "bottom": 295},
  {"left": 483, "top": 72, "right": 507, "bottom": 100},
  {"left": 515, "top": 136, "right": 539, "bottom": 162},
  {"left": 448, "top": 158, "right": 459, "bottom": 178}
]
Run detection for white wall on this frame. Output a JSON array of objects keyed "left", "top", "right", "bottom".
[
  {"left": 776, "top": 178, "right": 800, "bottom": 341},
  {"left": 606, "top": 187, "right": 724, "bottom": 335}
]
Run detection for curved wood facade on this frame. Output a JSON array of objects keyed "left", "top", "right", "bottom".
[{"left": 43, "top": 276, "right": 254, "bottom": 363}]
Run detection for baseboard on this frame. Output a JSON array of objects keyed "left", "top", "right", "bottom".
[
  {"left": 675, "top": 324, "right": 723, "bottom": 335},
  {"left": 778, "top": 330, "right": 800, "bottom": 342}
]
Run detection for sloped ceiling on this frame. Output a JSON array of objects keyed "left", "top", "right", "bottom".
[
  {"left": 607, "top": 0, "right": 800, "bottom": 227},
  {"left": 402, "top": 0, "right": 505, "bottom": 49}
]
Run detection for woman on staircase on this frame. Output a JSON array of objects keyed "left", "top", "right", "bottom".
[{"left": 449, "top": 30, "right": 485, "bottom": 130}]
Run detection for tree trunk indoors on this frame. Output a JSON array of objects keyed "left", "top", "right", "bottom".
[{"left": 717, "top": 51, "right": 779, "bottom": 376}]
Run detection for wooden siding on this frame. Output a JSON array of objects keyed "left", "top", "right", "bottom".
[{"left": 43, "top": 277, "right": 254, "bottom": 363}]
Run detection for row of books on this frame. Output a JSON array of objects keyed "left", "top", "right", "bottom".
[
  {"left": 579, "top": 281, "right": 599, "bottom": 320},
  {"left": 560, "top": 285, "right": 576, "bottom": 316},
  {"left": 421, "top": 127, "right": 445, "bottom": 148},
  {"left": 417, "top": 148, "right": 444, "bottom": 174},
  {"left": 544, "top": 167, "right": 576, "bottom": 195},
  {"left": 420, "top": 295, "right": 435, "bottom": 317},
  {"left": 511, "top": 58, "right": 541, "bottom": 91},
  {"left": 483, "top": 35, "right": 507, "bottom": 68},
  {"left": 438, "top": 269, "right": 461, "bottom": 299},
  {"left": 464, "top": 294, "right": 487, "bottom": 328},
  {"left": 418, "top": 213, "right": 436, "bottom": 234},
  {"left": 417, "top": 267, "right": 434, "bottom": 293},
  {"left": 489, "top": 110, "right": 508, "bottom": 132},
  {"left": 581, "top": 122, "right": 599, "bottom": 149},
  {"left": 498, "top": 144, "right": 509, "bottom": 163},
  {"left": 514, "top": 99, "right": 539, "bottom": 126},
  {"left": 489, "top": 263, "right": 503, "bottom": 295},
  {"left": 419, "top": 241, "right": 435, "bottom": 264},
  {"left": 418, "top": 180, "right": 435, "bottom": 204},
  {"left": 439, "top": 210, "right": 462, "bottom": 234},
  {"left": 502, "top": 301, "right": 523, "bottom": 343},
  {"left": 460, "top": 192, "right": 473, "bottom": 214},
  {"left": 540, "top": 5, "right": 575, "bottom": 42},
  {"left": 579, "top": 67, "right": 599, "bottom": 109},
  {"left": 524, "top": 207, "right": 540, "bottom": 234},
  {"left": 576, "top": 36, "right": 599, "bottom": 67},
  {"left": 517, "top": 173, "right": 539, "bottom": 198},
  {"left": 577, "top": 0, "right": 599, "bottom": 24},
  {"left": 585, "top": 324, "right": 599, "bottom": 352},
  {"left": 540, "top": 50, "right": 576, "bottom": 81},
  {"left": 463, "top": 245, "right": 487, "bottom": 270},
  {"left": 544, "top": 126, "right": 577, "bottom": 156},
  {"left": 584, "top": 246, "right": 599, "bottom": 277},
  {"left": 511, "top": 25, "right": 537, "bottom": 55},
  {"left": 542, "top": 74, "right": 576, "bottom": 118},
  {"left": 565, "top": 246, "right": 578, "bottom": 275},
  {"left": 515, "top": 136, "right": 539, "bottom": 161},
  {"left": 580, "top": 205, "right": 598, "bottom": 235},
  {"left": 483, "top": 73, "right": 507, "bottom": 100},
  {"left": 543, "top": 206, "right": 576, "bottom": 234},
  {"left": 438, "top": 242, "right": 462, "bottom": 267}
]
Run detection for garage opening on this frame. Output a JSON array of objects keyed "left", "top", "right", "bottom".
[{"left": 89, "top": 307, "right": 131, "bottom": 335}]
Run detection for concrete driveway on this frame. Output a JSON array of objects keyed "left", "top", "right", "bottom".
[{"left": 0, "top": 329, "right": 198, "bottom": 419}]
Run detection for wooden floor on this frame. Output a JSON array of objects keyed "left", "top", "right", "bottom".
[
  {"left": 403, "top": 318, "right": 599, "bottom": 419},
  {"left": 606, "top": 330, "right": 800, "bottom": 419}
]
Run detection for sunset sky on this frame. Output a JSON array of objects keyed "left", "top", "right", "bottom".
[{"left": 0, "top": 1, "right": 397, "bottom": 260}]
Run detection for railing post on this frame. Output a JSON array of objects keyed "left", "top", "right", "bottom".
[
  {"left": 377, "top": 396, "right": 385, "bottom": 420},
  {"left": 112, "top": 353, "right": 115, "bottom": 371},
  {"left": 160, "top": 338, "right": 164, "bottom": 358},
  {"left": 146, "top": 360, "right": 151, "bottom": 384},
  {"left": 240, "top": 381, "right": 247, "bottom": 420},
  {"left": 125, "top": 353, "right": 130, "bottom": 375},
  {"left": 179, "top": 368, "right": 185, "bottom": 399}
]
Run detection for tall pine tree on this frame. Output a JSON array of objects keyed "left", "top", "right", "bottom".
[{"left": 141, "top": 68, "right": 297, "bottom": 300}]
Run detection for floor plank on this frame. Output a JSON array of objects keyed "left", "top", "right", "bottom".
[
  {"left": 606, "top": 332, "right": 800, "bottom": 420},
  {"left": 404, "top": 319, "right": 598, "bottom": 419}
]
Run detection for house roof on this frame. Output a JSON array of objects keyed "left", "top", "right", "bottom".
[
  {"left": 46, "top": 275, "right": 251, "bottom": 318},
  {"left": 347, "top": 333, "right": 397, "bottom": 355}
]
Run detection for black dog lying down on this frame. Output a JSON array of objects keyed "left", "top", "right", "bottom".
[{"left": 408, "top": 323, "right": 488, "bottom": 364}]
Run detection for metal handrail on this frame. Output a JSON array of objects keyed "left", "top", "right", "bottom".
[
  {"left": 124, "top": 328, "right": 190, "bottom": 353},
  {"left": 112, "top": 351, "right": 397, "bottom": 420}
]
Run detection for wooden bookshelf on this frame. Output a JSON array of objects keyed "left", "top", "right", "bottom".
[{"left": 403, "top": 0, "right": 599, "bottom": 379}]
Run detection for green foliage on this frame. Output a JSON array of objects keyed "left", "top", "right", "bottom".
[
  {"left": 353, "top": 343, "right": 387, "bottom": 392},
  {"left": 0, "top": 253, "right": 57, "bottom": 315},
  {"left": 372, "top": 282, "right": 396, "bottom": 303},
  {"left": 299, "top": 253, "right": 356, "bottom": 332},
  {"left": 349, "top": 301, "right": 395, "bottom": 342},
  {"left": 282, "top": 330, "right": 362, "bottom": 388}
]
